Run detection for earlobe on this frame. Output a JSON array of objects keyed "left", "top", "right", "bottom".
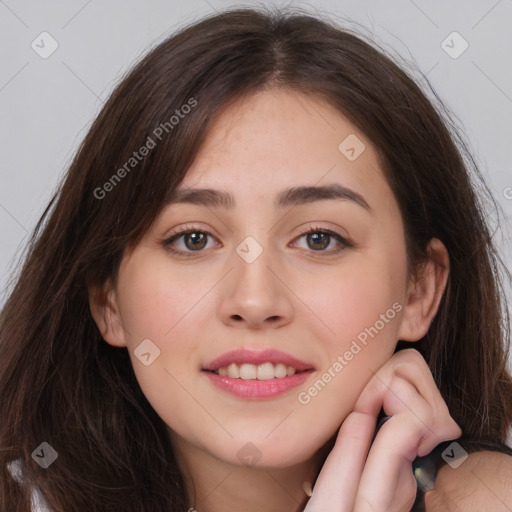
[
  {"left": 88, "top": 279, "right": 127, "bottom": 347},
  {"left": 397, "top": 238, "right": 449, "bottom": 342}
]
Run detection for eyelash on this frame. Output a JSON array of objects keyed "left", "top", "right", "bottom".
[{"left": 161, "top": 224, "right": 352, "bottom": 259}]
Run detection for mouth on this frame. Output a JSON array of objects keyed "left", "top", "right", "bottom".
[
  {"left": 201, "top": 348, "right": 315, "bottom": 377},
  {"left": 204, "top": 362, "right": 312, "bottom": 380},
  {"left": 201, "top": 366, "right": 315, "bottom": 400},
  {"left": 201, "top": 349, "right": 315, "bottom": 399},
  {"left": 201, "top": 349, "right": 315, "bottom": 400}
]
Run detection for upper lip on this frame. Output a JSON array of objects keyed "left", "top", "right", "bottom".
[{"left": 202, "top": 349, "right": 315, "bottom": 372}]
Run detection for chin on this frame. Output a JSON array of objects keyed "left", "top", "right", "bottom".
[{"left": 213, "top": 437, "right": 320, "bottom": 469}]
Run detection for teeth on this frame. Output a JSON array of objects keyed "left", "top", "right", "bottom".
[
  {"left": 240, "top": 363, "right": 257, "bottom": 380},
  {"left": 257, "top": 362, "right": 275, "bottom": 380},
  {"left": 275, "top": 363, "right": 287, "bottom": 378},
  {"left": 227, "top": 363, "right": 239, "bottom": 379},
  {"left": 213, "top": 362, "right": 299, "bottom": 379}
]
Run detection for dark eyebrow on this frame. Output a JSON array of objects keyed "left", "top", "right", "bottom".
[{"left": 166, "top": 184, "right": 373, "bottom": 214}]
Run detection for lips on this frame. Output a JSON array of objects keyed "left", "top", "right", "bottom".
[{"left": 202, "top": 348, "right": 315, "bottom": 372}]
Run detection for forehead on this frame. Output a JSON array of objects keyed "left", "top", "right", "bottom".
[{"left": 174, "top": 88, "right": 393, "bottom": 214}]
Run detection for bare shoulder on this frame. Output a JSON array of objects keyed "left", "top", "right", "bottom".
[{"left": 424, "top": 450, "right": 512, "bottom": 512}]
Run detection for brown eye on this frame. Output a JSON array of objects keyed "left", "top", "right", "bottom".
[
  {"left": 163, "top": 227, "right": 219, "bottom": 258},
  {"left": 182, "top": 232, "right": 207, "bottom": 250},
  {"left": 306, "top": 232, "right": 330, "bottom": 250},
  {"left": 293, "top": 227, "right": 352, "bottom": 255}
]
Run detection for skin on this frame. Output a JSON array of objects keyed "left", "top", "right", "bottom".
[
  {"left": 425, "top": 451, "right": 512, "bottom": 511},
  {"left": 89, "top": 89, "right": 510, "bottom": 511}
]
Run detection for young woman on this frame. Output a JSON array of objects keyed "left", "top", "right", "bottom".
[{"left": 1, "top": 6, "right": 511, "bottom": 512}]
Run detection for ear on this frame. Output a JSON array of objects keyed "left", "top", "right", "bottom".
[
  {"left": 88, "top": 278, "right": 127, "bottom": 347},
  {"left": 397, "top": 238, "right": 449, "bottom": 342}
]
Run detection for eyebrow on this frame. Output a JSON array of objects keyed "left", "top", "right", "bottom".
[{"left": 166, "top": 183, "right": 373, "bottom": 213}]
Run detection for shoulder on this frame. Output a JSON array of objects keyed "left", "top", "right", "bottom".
[{"left": 424, "top": 450, "right": 512, "bottom": 511}]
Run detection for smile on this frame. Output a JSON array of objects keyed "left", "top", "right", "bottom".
[
  {"left": 202, "top": 366, "right": 315, "bottom": 400},
  {"left": 211, "top": 362, "right": 303, "bottom": 380}
]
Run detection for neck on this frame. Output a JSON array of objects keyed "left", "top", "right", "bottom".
[{"left": 169, "top": 431, "right": 334, "bottom": 512}]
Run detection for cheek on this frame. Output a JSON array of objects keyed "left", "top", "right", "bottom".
[
  {"left": 295, "top": 256, "right": 402, "bottom": 416},
  {"left": 115, "top": 255, "right": 210, "bottom": 403},
  {"left": 116, "top": 253, "right": 212, "bottom": 342},
  {"left": 301, "top": 257, "right": 400, "bottom": 353}
]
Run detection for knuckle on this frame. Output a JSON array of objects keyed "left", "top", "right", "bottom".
[
  {"left": 342, "top": 411, "right": 374, "bottom": 435},
  {"left": 419, "top": 406, "right": 434, "bottom": 427},
  {"left": 392, "top": 349, "right": 428, "bottom": 373}
]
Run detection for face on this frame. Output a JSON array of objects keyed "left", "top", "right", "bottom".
[{"left": 96, "top": 88, "right": 414, "bottom": 469}]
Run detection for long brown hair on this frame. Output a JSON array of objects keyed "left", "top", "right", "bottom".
[{"left": 1, "top": 6, "right": 511, "bottom": 511}]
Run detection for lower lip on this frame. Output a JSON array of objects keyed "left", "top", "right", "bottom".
[{"left": 202, "top": 370, "right": 314, "bottom": 399}]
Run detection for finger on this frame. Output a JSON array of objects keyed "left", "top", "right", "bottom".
[
  {"left": 354, "top": 415, "right": 419, "bottom": 512},
  {"left": 392, "top": 351, "right": 449, "bottom": 412},
  {"left": 304, "top": 412, "right": 375, "bottom": 512},
  {"left": 360, "top": 369, "right": 460, "bottom": 456},
  {"left": 369, "top": 375, "right": 442, "bottom": 456},
  {"left": 354, "top": 350, "right": 461, "bottom": 454},
  {"left": 392, "top": 358, "right": 462, "bottom": 452},
  {"left": 354, "top": 350, "right": 434, "bottom": 414},
  {"left": 354, "top": 378, "right": 440, "bottom": 512},
  {"left": 353, "top": 374, "right": 461, "bottom": 511}
]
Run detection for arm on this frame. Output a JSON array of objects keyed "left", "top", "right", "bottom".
[{"left": 425, "top": 451, "right": 512, "bottom": 512}]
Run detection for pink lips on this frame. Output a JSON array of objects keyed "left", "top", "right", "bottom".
[
  {"left": 203, "top": 371, "right": 313, "bottom": 399},
  {"left": 202, "top": 348, "right": 315, "bottom": 372},
  {"left": 201, "top": 348, "right": 315, "bottom": 400}
]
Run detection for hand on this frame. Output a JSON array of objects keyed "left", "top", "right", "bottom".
[{"left": 303, "top": 348, "right": 462, "bottom": 512}]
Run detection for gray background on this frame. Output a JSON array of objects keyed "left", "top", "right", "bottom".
[{"left": 0, "top": 0, "right": 511, "bottom": 401}]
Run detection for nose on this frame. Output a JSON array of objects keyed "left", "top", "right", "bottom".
[{"left": 218, "top": 238, "right": 294, "bottom": 330}]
